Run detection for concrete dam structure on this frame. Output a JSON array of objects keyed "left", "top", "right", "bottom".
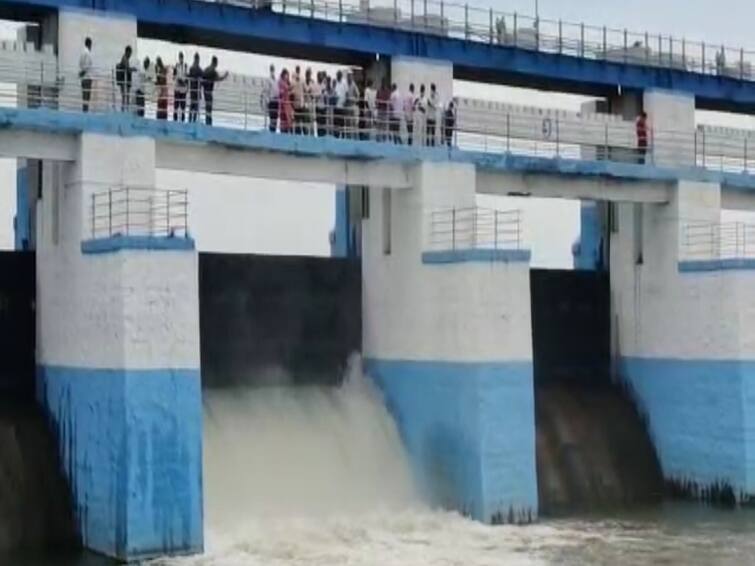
[{"left": 0, "top": 0, "right": 754, "bottom": 562}]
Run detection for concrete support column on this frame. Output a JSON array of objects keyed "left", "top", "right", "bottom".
[
  {"left": 612, "top": 177, "right": 755, "bottom": 503},
  {"left": 35, "top": 133, "right": 202, "bottom": 560},
  {"left": 363, "top": 160, "right": 537, "bottom": 523}
]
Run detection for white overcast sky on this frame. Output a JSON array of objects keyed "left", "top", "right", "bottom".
[{"left": 1, "top": 0, "right": 754, "bottom": 267}]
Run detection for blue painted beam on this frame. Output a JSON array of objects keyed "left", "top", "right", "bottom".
[{"left": 2, "top": 0, "right": 755, "bottom": 112}]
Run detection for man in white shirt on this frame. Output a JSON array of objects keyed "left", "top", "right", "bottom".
[
  {"left": 133, "top": 57, "right": 152, "bottom": 118},
  {"left": 334, "top": 71, "right": 348, "bottom": 138},
  {"left": 173, "top": 51, "right": 189, "bottom": 122},
  {"left": 261, "top": 64, "right": 279, "bottom": 132},
  {"left": 79, "top": 37, "right": 93, "bottom": 112},
  {"left": 364, "top": 79, "right": 376, "bottom": 137}
]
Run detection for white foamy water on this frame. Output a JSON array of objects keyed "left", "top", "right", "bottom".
[{"left": 157, "top": 357, "right": 755, "bottom": 566}]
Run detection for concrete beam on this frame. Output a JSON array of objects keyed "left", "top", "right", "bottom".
[
  {"left": 476, "top": 171, "right": 672, "bottom": 204},
  {"left": 0, "top": 130, "right": 76, "bottom": 161},
  {"left": 156, "top": 142, "right": 415, "bottom": 189},
  {"left": 721, "top": 189, "right": 755, "bottom": 211}
]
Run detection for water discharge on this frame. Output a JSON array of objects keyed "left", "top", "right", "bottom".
[
  {"left": 202, "top": 355, "right": 420, "bottom": 526},
  {"left": 157, "top": 357, "right": 755, "bottom": 566}
]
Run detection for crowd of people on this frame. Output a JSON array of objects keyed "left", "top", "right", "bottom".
[
  {"left": 79, "top": 38, "right": 458, "bottom": 146},
  {"left": 79, "top": 38, "right": 229, "bottom": 125},
  {"left": 260, "top": 64, "right": 458, "bottom": 147}
]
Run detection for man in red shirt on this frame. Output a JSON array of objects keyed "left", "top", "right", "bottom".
[{"left": 636, "top": 111, "right": 649, "bottom": 164}]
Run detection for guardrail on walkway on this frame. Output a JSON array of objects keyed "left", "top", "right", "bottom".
[
  {"left": 90, "top": 186, "right": 189, "bottom": 240},
  {"left": 681, "top": 221, "right": 755, "bottom": 261},
  {"left": 212, "top": 0, "right": 755, "bottom": 81},
  {"left": 4, "top": 59, "right": 755, "bottom": 175},
  {"left": 428, "top": 207, "right": 522, "bottom": 252}
]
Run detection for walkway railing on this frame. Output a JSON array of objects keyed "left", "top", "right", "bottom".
[
  {"left": 90, "top": 186, "right": 189, "bottom": 240},
  {"left": 427, "top": 207, "right": 522, "bottom": 252},
  {"left": 3, "top": 59, "right": 755, "bottom": 175},
  {"left": 211, "top": 0, "right": 755, "bottom": 81},
  {"left": 681, "top": 221, "right": 755, "bottom": 261}
]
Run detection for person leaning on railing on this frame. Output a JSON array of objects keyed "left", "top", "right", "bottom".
[
  {"left": 115, "top": 45, "right": 136, "bottom": 112},
  {"left": 133, "top": 57, "right": 152, "bottom": 118},
  {"left": 636, "top": 111, "right": 649, "bottom": 164},
  {"left": 202, "top": 56, "right": 229, "bottom": 126},
  {"left": 262, "top": 63, "right": 279, "bottom": 132},
  {"left": 173, "top": 52, "right": 189, "bottom": 122},
  {"left": 444, "top": 99, "right": 457, "bottom": 148}
]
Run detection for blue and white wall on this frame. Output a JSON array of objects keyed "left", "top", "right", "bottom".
[
  {"left": 34, "top": 38, "right": 204, "bottom": 555},
  {"left": 611, "top": 164, "right": 755, "bottom": 501},
  {"left": 363, "top": 153, "right": 537, "bottom": 522}
]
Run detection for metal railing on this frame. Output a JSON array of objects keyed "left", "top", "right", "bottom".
[
  {"left": 681, "top": 221, "right": 755, "bottom": 261},
  {"left": 4, "top": 59, "right": 755, "bottom": 175},
  {"left": 90, "top": 186, "right": 189, "bottom": 240},
  {"left": 209, "top": 0, "right": 755, "bottom": 81},
  {"left": 428, "top": 207, "right": 522, "bottom": 252}
]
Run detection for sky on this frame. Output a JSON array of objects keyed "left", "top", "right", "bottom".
[{"left": 0, "top": 0, "right": 754, "bottom": 266}]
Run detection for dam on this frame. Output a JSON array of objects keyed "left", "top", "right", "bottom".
[{"left": 0, "top": 0, "right": 754, "bottom": 563}]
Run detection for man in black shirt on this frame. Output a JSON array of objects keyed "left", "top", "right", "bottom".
[
  {"left": 188, "top": 53, "right": 203, "bottom": 123},
  {"left": 202, "top": 56, "right": 228, "bottom": 126},
  {"left": 116, "top": 45, "right": 134, "bottom": 112}
]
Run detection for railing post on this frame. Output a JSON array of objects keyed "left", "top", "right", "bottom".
[
  {"left": 184, "top": 191, "right": 188, "bottom": 238},
  {"left": 702, "top": 129, "right": 706, "bottom": 167},
  {"left": 623, "top": 29, "right": 628, "bottom": 64},
  {"left": 506, "top": 113, "right": 511, "bottom": 153},
  {"left": 464, "top": 4, "right": 469, "bottom": 40},
  {"left": 694, "top": 130, "right": 698, "bottom": 167},
  {"left": 745, "top": 137, "right": 749, "bottom": 172},
  {"left": 669, "top": 37, "right": 673, "bottom": 67},
  {"left": 338, "top": 0, "right": 343, "bottom": 23},
  {"left": 125, "top": 187, "right": 129, "bottom": 236},
  {"left": 310, "top": 0, "right": 314, "bottom": 18},
  {"left": 91, "top": 193, "right": 95, "bottom": 238},
  {"left": 166, "top": 190, "right": 171, "bottom": 237},
  {"left": 580, "top": 23, "right": 585, "bottom": 58},
  {"left": 411, "top": 0, "right": 415, "bottom": 29},
  {"left": 658, "top": 34, "right": 662, "bottom": 65},
  {"left": 494, "top": 210, "right": 499, "bottom": 250},
  {"left": 702, "top": 42, "right": 706, "bottom": 74},
  {"left": 423, "top": 0, "right": 427, "bottom": 30},
  {"left": 556, "top": 118, "right": 560, "bottom": 157},
  {"left": 394, "top": 0, "right": 398, "bottom": 25},
  {"left": 558, "top": 20, "right": 563, "bottom": 54},
  {"left": 741, "top": 48, "right": 745, "bottom": 80},
  {"left": 108, "top": 189, "right": 112, "bottom": 237},
  {"left": 489, "top": 8, "right": 494, "bottom": 45},
  {"left": 602, "top": 26, "right": 606, "bottom": 57},
  {"left": 440, "top": 1, "right": 444, "bottom": 34},
  {"left": 451, "top": 208, "right": 456, "bottom": 251},
  {"left": 535, "top": 16, "right": 539, "bottom": 51},
  {"left": 682, "top": 38, "right": 686, "bottom": 69},
  {"left": 604, "top": 123, "right": 609, "bottom": 160},
  {"left": 244, "top": 89, "right": 248, "bottom": 130}
]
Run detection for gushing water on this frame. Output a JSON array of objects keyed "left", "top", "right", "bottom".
[
  {"left": 202, "top": 356, "right": 420, "bottom": 529},
  {"left": 158, "top": 357, "right": 755, "bottom": 566}
]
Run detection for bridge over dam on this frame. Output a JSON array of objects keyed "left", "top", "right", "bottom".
[{"left": 2, "top": 1, "right": 755, "bottom": 562}]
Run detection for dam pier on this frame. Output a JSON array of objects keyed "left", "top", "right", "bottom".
[{"left": 0, "top": 0, "right": 755, "bottom": 561}]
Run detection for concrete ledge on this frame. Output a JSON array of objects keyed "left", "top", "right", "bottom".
[
  {"left": 81, "top": 235, "right": 196, "bottom": 254},
  {"left": 679, "top": 259, "right": 755, "bottom": 272},
  {"left": 364, "top": 358, "right": 537, "bottom": 523},
  {"left": 422, "top": 249, "right": 532, "bottom": 264}
]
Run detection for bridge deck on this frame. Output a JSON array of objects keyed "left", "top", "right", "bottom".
[{"left": 1, "top": 0, "right": 754, "bottom": 112}]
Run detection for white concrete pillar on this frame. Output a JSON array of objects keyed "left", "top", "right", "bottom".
[
  {"left": 644, "top": 89, "right": 696, "bottom": 168},
  {"left": 612, "top": 179, "right": 755, "bottom": 504},
  {"left": 35, "top": 133, "right": 202, "bottom": 560},
  {"left": 363, "top": 161, "right": 537, "bottom": 523}
]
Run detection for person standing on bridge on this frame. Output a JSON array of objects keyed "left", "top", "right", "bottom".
[
  {"left": 188, "top": 53, "right": 203, "bottom": 123},
  {"left": 202, "top": 56, "right": 229, "bottom": 126},
  {"left": 116, "top": 46, "right": 135, "bottom": 112},
  {"left": 444, "top": 99, "right": 457, "bottom": 148},
  {"left": 426, "top": 83, "right": 439, "bottom": 147},
  {"left": 262, "top": 64, "right": 279, "bottom": 132},
  {"left": 390, "top": 83, "right": 402, "bottom": 144},
  {"left": 334, "top": 71, "right": 347, "bottom": 138},
  {"left": 404, "top": 83, "right": 416, "bottom": 146},
  {"left": 292, "top": 66, "right": 305, "bottom": 135},
  {"left": 173, "top": 52, "right": 189, "bottom": 122},
  {"left": 278, "top": 68, "right": 293, "bottom": 134},
  {"left": 155, "top": 57, "right": 169, "bottom": 120},
  {"left": 79, "top": 37, "right": 93, "bottom": 113},
  {"left": 133, "top": 57, "right": 151, "bottom": 118},
  {"left": 636, "top": 111, "right": 650, "bottom": 164}
]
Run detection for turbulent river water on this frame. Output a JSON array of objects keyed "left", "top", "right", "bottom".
[{"left": 13, "top": 361, "right": 755, "bottom": 565}]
